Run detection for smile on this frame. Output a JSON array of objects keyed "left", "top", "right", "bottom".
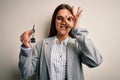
[{"left": 60, "top": 25, "right": 69, "bottom": 29}]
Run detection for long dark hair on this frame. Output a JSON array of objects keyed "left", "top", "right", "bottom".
[{"left": 48, "top": 4, "right": 75, "bottom": 38}]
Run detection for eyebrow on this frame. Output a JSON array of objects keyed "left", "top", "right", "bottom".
[
  {"left": 56, "top": 15, "right": 64, "bottom": 17},
  {"left": 56, "top": 15, "right": 67, "bottom": 19}
]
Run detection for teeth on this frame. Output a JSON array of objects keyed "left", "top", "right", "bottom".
[
  {"left": 62, "top": 26, "right": 65, "bottom": 29},
  {"left": 60, "top": 26, "right": 67, "bottom": 29}
]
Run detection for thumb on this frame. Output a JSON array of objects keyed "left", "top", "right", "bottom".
[{"left": 27, "top": 30, "right": 33, "bottom": 37}]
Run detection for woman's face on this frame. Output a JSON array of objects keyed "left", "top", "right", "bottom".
[{"left": 55, "top": 9, "right": 73, "bottom": 37}]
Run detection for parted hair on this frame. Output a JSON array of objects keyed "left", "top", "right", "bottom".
[{"left": 48, "top": 4, "right": 75, "bottom": 38}]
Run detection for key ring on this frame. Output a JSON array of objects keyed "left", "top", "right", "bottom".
[{"left": 31, "top": 25, "right": 36, "bottom": 43}]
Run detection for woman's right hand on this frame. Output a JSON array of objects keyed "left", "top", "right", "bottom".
[{"left": 20, "top": 30, "right": 32, "bottom": 48}]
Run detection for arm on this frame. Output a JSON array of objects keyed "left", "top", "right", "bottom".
[
  {"left": 68, "top": 6, "right": 102, "bottom": 67},
  {"left": 72, "top": 28, "right": 102, "bottom": 67},
  {"left": 19, "top": 41, "right": 42, "bottom": 79}
]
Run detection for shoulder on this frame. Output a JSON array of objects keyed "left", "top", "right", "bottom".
[
  {"left": 68, "top": 37, "right": 80, "bottom": 49},
  {"left": 36, "top": 37, "right": 55, "bottom": 45},
  {"left": 68, "top": 37, "right": 77, "bottom": 44},
  {"left": 43, "top": 37, "right": 55, "bottom": 41}
]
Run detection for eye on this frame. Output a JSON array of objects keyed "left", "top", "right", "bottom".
[
  {"left": 67, "top": 17, "right": 72, "bottom": 22},
  {"left": 56, "top": 16, "right": 63, "bottom": 21}
]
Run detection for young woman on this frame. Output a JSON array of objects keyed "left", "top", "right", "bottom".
[{"left": 19, "top": 4, "right": 102, "bottom": 80}]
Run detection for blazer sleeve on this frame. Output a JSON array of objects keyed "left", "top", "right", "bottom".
[
  {"left": 72, "top": 28, "right": 103, "bottom": 68},
  {"left": 19, "top": 41, "right": 43, "bottom": 79}
]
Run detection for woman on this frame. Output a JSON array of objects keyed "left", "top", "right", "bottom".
[{"left": 19, "top": 4, "right": 102, "bottom": 80}]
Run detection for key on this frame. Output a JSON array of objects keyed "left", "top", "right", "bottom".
[{"left": 31, "top": 25, "right": 36, "bottom": 43}]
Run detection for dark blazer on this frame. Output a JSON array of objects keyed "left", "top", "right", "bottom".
[{"left": 19, "top": 28, "right": 102, "bottom": 80}]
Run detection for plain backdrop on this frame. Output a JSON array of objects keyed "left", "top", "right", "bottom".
[{"left": 0, "top": 0, "right": 120, "bottom": 80}]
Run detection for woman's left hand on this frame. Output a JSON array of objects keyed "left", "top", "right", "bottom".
[
  {"left": 72, "top": 6, "right": 83, "bottom": 29},
  {"left": 66, "top": 6, "right": 83, "bottom": 29}
]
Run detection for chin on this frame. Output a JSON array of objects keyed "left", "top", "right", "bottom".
[
  {"left": 59, "top": 32, "right": 68, "bottom": 36},
  {"left": 60, "top": 31, "right": 66, "bottom": 35}
]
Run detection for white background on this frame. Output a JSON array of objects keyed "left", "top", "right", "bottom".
[{"left": 0, "top": 0, "right": 120, "bottom": 80}]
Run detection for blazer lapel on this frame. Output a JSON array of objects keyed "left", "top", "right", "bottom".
[
  {"left": 43, "top": 37, "right": 54, "bottom": 77},
  {"left": 67, "top": 37, "right": 75, "bottom": 80}
]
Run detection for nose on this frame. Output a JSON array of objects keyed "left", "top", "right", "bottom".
[{"left": 61, "top": 18, "right": 67, "bottom": 25}]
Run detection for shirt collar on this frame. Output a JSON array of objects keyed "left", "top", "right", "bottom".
[{"left": 54, "top": 36, "right": 69, "bottom": 46}]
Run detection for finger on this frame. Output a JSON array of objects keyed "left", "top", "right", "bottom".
[
  {"left": 27, "top": 30, "right": 33, "bottom": 37},
  {"left": 21, "top": 38, "right": 30, "bottom": 45},
  {"left": 65, "top": 22, "right": 74, "bottom": 29},
  {"left": 72, "top": 6, "right": 76, "bottom": 17},
  {"left": 76, "top": 7, "right": 83, "bottom": 17},
  {"left": 65, "top": 15, "right": 73, "bottom": 28},
  {"left": 22, "top": 40, "right": 30, "bottom": 48},
  {"left": 78, "top": 9, "right": 83, "bottom": 17},
  {"left": 77, "top": 7, "right": 80, "bottom": 14},
  {"left": 67, "top": 15, "right": 74, "bottom": 21},
  {"left": 20, "top": 32, "right": 31, "bottom": 43},
  {"left": 20, "top": 30, "right": 32, "bottom": 38}
]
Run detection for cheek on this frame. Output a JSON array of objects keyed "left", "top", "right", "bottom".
[
  {"left": 55, "top": 22, "right": 60, "bottom": 30},
  {"left": 55, "top": 24, "right": 60, "bottom": 33},
  {"left": 67, "top": 28, "right": 72, "bottom": 33}
]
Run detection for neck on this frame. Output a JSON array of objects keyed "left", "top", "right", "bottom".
[{"left": 56, "top": 34, "right": 68, "bottom": 43}]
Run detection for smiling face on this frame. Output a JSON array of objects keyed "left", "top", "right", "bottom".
[{"left": 55, "top": 9, "right": 73, "bottom": 37}]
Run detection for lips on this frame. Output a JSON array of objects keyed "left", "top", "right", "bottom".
[{"left": 60, "top": 25, "right": 68, "bottom": 30}]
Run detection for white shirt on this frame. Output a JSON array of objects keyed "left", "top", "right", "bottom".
[{"left": 51, "top": 36, "right": 69, "bottom": 80}]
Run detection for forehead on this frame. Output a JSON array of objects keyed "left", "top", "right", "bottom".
[{"left": 57, "top": 9, "right": 72, "bottom": 16}]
